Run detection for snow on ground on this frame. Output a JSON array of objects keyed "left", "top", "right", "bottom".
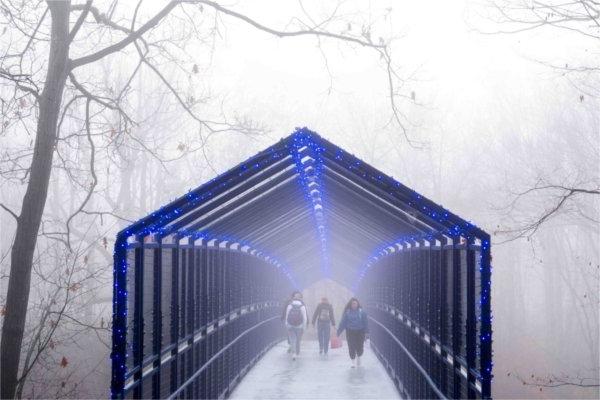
[{"left": 229, "top": 340, "right": 401, "bottom": 400}]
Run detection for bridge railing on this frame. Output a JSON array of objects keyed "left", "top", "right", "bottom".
[
  {"left": 112, "top": 236, "right": 293, "bottom": 399},
  {"left": 360, "top": 237, "right": 492, "bottom": 399}
]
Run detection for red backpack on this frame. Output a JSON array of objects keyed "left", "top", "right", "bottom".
[{"left": 287, "top": 303, "right": 303, "bottom": 326}]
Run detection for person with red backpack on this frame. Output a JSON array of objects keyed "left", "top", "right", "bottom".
[
  {"left": 281, "top": 291, "right": 305, "bottom": 322},
  {"left": 311, "top": 297, "right": 335, "bottom": 356},
  {"left": 336, "top": 297, "right": 369, "bottom": 368},
  {"left": 281, "top": 291, "right": 305, "bottom": 353},
  {"left": 285, "top": 296, "right": 308, "bottom": 360}
]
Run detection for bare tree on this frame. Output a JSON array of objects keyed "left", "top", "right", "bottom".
[
  {"left": 0, "top": 1, "right": 416, "bottom": 397},
  {"left": 469, "top": 3, "right": 600, "bottom": 394},
  {"left": 13, "top": 238, "right": 111, "bottom": 398},
  {"left": 469, "top": 0, "right": 600, "bottom": 240},
  {"left": 471, "top": 0, "right": 600, "bottom": 96}
]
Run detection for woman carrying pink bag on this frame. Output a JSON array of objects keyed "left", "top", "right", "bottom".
[{"left": 336, "top": 297, "right": 369, "bottom": 368}]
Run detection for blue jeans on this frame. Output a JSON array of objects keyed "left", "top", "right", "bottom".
[
  {"left": 317, "top": 321, "right": 331, "bottom": 353},
  {"left": 287, "top": 326, "right": 304, "bottom": 355}
]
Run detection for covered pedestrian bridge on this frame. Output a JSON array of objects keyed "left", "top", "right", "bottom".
[{"left": 111, "top": 128, "right": 492, "bottom": 399}]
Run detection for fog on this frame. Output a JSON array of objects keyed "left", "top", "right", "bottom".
[{"left": 0, "top": 0, "right": 598, "bottom": 398}]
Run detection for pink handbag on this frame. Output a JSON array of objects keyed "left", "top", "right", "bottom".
[{"left": 330, "top": 334, "right": 342, "bottom": 349}]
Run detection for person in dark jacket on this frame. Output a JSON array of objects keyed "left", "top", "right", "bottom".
[
  {"left": 311, "top": 297, "right": 336, "bottom": 355},
  {"left": 336, "top": 297, "right": 368, "bottom": 368}
]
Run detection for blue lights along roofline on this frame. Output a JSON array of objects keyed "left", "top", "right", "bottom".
[
  {"left": 289, "top": 131, "right": 331, "bottom": 278},
  {"left": 115, "top": 140, "right": 291, "bottom": 240},
  {"left": 176, "top": 229, "right": 301, "bottom": 289},
  {"left": 308, "top": 130, "right": 490, "bottom": 240},
  {"left": 114, "top": 126, "right": 490, "bottom": 244}
]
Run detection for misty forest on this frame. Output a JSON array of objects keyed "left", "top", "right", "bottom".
[{"left": 0, "top": 1, "right": 598, "bottom": 399}]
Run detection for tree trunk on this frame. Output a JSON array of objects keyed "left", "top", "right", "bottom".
[{"left": 0, "top": 2, "right": 70, "bottom": 398}]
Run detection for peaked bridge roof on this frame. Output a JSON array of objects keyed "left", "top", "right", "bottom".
[{"left": 118, "top": 128, "right": 489, "bottom": 288}]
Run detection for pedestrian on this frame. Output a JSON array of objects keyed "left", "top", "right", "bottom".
[
  {"left": 311, "top": 297, "right": 335, "bottom": 356},
  {"left": 336, "top": 297, "right": 368, "bottom": 368},
  {"left": 281, "top": 291, "right": 305, "bottom": 353},
  {"left": 285, "top": 296, "right": 308, "bottom": 360}
]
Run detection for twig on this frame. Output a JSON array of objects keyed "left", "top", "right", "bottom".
[{"left": 0, "top": 202, "right": 19, "bottom": 221}]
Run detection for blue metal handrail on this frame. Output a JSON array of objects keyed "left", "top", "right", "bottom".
[
  {"left": 369, "top": 316, "right": 447, "bottom": 400},
  {"left": 168, "top": 315, "right": 281, "bottom": 399}
]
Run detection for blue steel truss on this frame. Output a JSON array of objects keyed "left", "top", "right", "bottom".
[{"left": 112, "top": 128, "right": 492, "bottom": 399}]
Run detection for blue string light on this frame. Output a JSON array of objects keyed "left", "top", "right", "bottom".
[
  {"left": 177, "top": 229, "right": 301, "bottom": 289},
  {"left": 289, "top": 128, "right": 331, "bottom": 278},
  {"left": 352, "top": 231, "right": 437, "bottom": 291}
]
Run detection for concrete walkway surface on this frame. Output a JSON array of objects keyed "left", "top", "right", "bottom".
[{"left": 229, "top": 340, "right": 400, "bottom": 399}]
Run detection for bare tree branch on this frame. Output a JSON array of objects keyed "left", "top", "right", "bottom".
[
  {"left": 0, "top": 202, "right": 19, "bottom": 221},
  {"left": 64, "top": 99, "right": 97, "bottom": 251},
  {"left": 495, "top": 183, "right": 600, "bottom": 242},
  {"left": 194, "top": 0, "right": 385, "bottom": 48},
  {"left": 67, "top": 0, "right": 92, "bottom": 43},
  {"left": 70, "top": 1, "right": 179, "bottom": 69},
  {"left": 516, "top": 371, "right": 600, "bottom": 389}
]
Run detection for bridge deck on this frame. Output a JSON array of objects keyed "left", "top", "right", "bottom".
[{"left": 230, "top": 340, "right": 401, "bottom": 399}]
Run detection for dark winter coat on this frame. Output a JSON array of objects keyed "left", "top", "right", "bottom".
[
  {"left": 311, "top": 302, "right": 336, "bottom": 326},
  {"left": 337, "top": 308, "right": 368, "bottom": 336}
]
